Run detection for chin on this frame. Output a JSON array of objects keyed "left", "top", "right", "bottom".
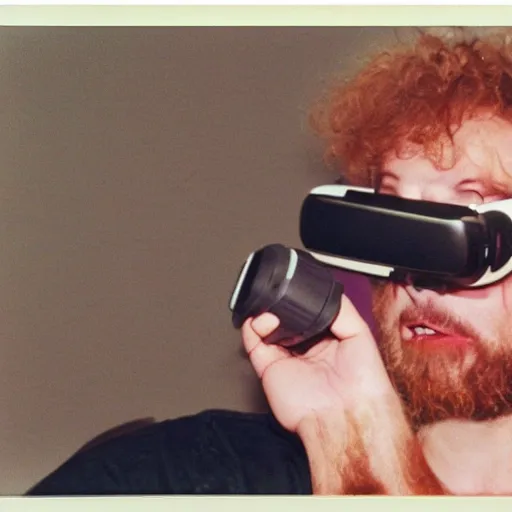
[{"left": 387, "top": 345, "right": 512, "bottom": 429}]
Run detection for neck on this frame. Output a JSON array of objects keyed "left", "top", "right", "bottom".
[{"left": 418, "top": 414, "right": 512, "bottom": 495}]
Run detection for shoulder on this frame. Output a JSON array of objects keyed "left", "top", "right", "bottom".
[
  {"left": 159, "top": 409, "right": 312, "bottom": 493},
  {"left": 27, "top": 409, "right": 312, "bottom": 495}
]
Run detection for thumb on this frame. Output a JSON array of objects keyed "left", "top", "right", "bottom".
[
  {"left": 330, "top": 295, "right": 372, "bottom": 341},
  {"left": 251, "top": 312, "right": 280, "bottom": 338}
]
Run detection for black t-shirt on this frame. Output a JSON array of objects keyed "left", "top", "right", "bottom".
[{"left": 27, "top": 409, "right": 312, "bottom": 495}]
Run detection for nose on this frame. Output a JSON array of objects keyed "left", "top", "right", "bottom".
[
  {"left": 399, "top": 271, "right": 449, "bottom": 298},
  {"left": 402, "top": 281, "right": 445, "bottom": 304}
]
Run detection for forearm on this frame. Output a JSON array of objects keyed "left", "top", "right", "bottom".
[
  {"left": 297, "top": 408, "right": 385, "bottom": 494},
  {"left": 297, "top": 395, "right": 447, "bottom": 495}
]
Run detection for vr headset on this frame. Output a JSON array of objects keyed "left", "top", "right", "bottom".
[{"left": 229, "top": 185, "right": 512, "bottom": 349}]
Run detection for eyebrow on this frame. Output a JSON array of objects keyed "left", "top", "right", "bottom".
[
  {"left": 334, "top": 171, "right": 399, "bottom": 189},
  {"left": 375, "top": 170, "right": 398, "bottom": 190},
  {"left": 460, "top": 177, "right": 511, "bottom": 197},
  {"left": 457, "top": 179, "right": 482, "bottom": 188},
  {"left": 379, "top": 170, "right": 399, "bottom": 181}
]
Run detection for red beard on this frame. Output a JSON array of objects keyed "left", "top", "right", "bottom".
[{"left": 372, "top": 286, "right": 512, "bottom": 430}]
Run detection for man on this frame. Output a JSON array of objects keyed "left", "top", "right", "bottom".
[{"left": 28, "top": 29, "right": 512, "bottom": 495}]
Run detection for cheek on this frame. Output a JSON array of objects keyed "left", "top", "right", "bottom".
[
  {"left": 452, "top": 276, "right": 512, "bottom": 312},
  {"left": 371, "top": 282, "right": 402, "bottom": 322},
  {"left": 500, "top": 275, "right": 512, "bottom": 313},
  {"left": 445, "top": 280, "right": 512, "bottom": 336}
]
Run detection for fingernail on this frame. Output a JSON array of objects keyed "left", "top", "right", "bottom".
[{"left": 251, "top": 313, "right": 279, "bottom": 334}]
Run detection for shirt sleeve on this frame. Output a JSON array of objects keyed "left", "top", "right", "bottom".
[{"left": 26, "top": 409, "right": 312, "bottom": 495}]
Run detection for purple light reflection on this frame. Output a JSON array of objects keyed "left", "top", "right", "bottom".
[{"left": 332, "top": 269, "right": 376, "bottom": 334}]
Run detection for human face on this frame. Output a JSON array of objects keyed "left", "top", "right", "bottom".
[{"left": 372, "top": 115, "right": 512, "bottom": 429}]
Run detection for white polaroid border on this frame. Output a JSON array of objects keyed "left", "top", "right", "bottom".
[{"left": 1, "top": 1, "right": 512, "bottom": 509}]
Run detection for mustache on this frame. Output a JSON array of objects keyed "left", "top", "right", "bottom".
[{"left": 398, "top": 299, "right": 481, "bottom": 340}]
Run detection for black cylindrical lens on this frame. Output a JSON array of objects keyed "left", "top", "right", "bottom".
[{"left": 229, "top": 244, "right": 343, "bottom": 348}]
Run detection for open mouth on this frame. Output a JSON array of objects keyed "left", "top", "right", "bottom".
[
  {"left": 402, "top": 323, "right": 444, "bottom": 340},
  {"left": 409, "top": 325, "right": 438, "bottom": 337},
  {"left": 402, "top": 323, "right": 472, "bottom": 348}
]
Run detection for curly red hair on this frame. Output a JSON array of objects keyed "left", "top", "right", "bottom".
[{"left": 310, "top": 30, "right": 512, "bottom": 187}]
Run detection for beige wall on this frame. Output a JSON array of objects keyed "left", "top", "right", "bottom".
[{"left": 0, "top": 26, "right": 404, "bottom": 494}]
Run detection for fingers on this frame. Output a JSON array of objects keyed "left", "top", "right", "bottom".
[
  {"left": 241, "top": 313, "right": 288, "bottom": 378},
  {"left": 241, "top": 295, "right": 372, "bottom": 378}
]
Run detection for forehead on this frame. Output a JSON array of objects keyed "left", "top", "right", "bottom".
[{"left": 383, "top": 116, "right": 512, "bottom": 188}]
